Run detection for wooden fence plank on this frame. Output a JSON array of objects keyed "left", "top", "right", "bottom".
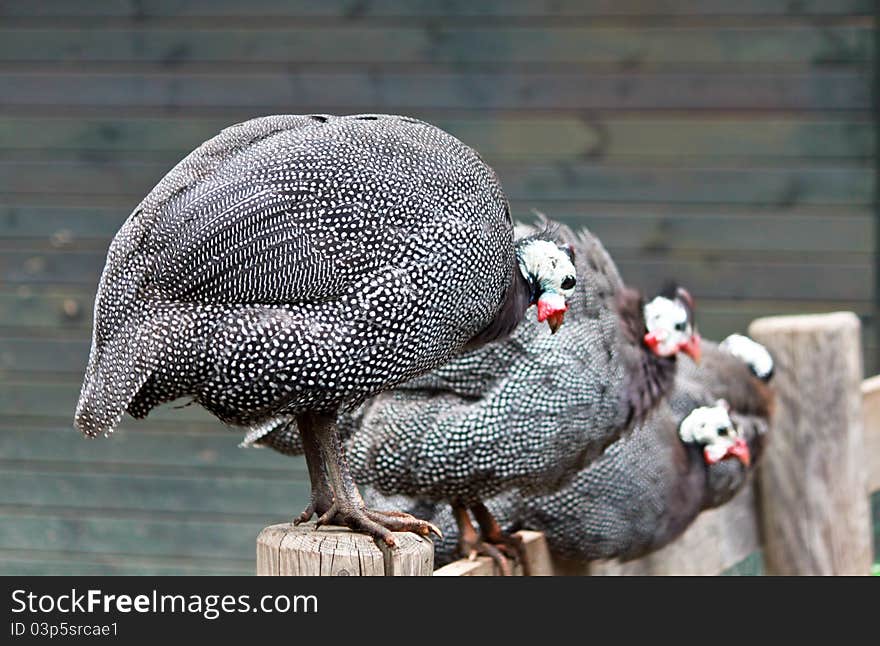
[
  {"left": 0, "top": 0, "right": 872, "bottom": 19},
  {"left": 0, "top": 71, "right": 869, "bottom": 111},
  {"left": 863, "top": 375, "right": 880, "bottom": 494},
  {"left": 750, "top": 313, "right": 873, "bottom": 575},
  {"left": 257, "top": 523, "right": 433, "bottom": 576},
  {"left": 1, "top": 117, "right": 872, "bottom": 161},
  {"left": 1, "top": 160, "right": 872, "bottom": 206},
  {"left": 432, "top": 530, "right": 547, "bottom": 576},
  {"left": 0, "top": 554, "right": 252, "bottom": 576},
  {"left": 0, "top": 509, "right": 272, "bottom": 560},
  {"left": 0, "top": 425, "right": 307, "bottom": 472},
  {"left": 0, "top": 26, "right": 870, "bottom": 65},
  {"left": 0, "top": 468, "right": 310, "bottom": 518}
]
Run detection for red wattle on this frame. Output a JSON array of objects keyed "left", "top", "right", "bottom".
[
  {"left": 727, "top": 437, "right": 751, "bottom": 467},
  {"left": 537, "top": 298, "right": 567, "bottom": 323}
]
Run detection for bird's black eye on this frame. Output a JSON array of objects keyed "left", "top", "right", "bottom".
[
  {"left": 717, "top": 427, "right": 729, "bottom": 437},
  {"left": 674, "top": 321, "right": 686, "bottom": 332},
  {"left": 561, "top": 276, "right": 576, "bottom": 290}
]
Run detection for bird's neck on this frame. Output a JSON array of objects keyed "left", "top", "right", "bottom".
[
  {"left": 464, "top": 265, "right": 532, "bottom": 349},
  {"left": 616, "top": 287, "right": 679, "bottom": 424}
]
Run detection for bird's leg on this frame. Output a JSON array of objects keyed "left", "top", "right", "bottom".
[
  {"left": 452, "top": 504, "right": 512, "bottom": 576},
  {"left": 471, "top": 502, "right": 528, "bottom": 575},
  {"left": 302, "top": 410, "right": 441, "bottom": 547},
  {"left": 293, "top": 420, "right": 335, "bottom": 524}
]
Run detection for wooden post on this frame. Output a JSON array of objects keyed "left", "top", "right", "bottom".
[
  {"left": 862, "top": 375, "right": 880, "bottom": 494},
  {"left": 432, "top": 530, "right": 554, "bottom": 576},
  {"left": 749, "top": 312, "right": 873, "bottom": 575},
  {"left": 256, "top": 522, "right": 434, "bottom": 576}
]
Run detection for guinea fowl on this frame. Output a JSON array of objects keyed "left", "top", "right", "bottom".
[
  {"left": 73, "top": 114, "right": 578, "bottom": 545},
  {"left": 394, "top": 336, "right": 773, "bottom": 567},
  {"left": 248, "top": 223, "right": 700, "bottom": 570}
]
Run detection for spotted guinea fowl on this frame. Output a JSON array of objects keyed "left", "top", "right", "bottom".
[
  {"left": 396, "top": 336, "right": 773, "bottom": 567},
  {"left": 73, "top": 114, "right": 578, "bottom": 545},
  {"left": 249, "top": 222, "right": 700, "bottom": 569}
]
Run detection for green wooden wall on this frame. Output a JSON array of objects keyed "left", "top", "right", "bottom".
[{"left": 0, "top": 1, "right": 876, "bottom": 575}]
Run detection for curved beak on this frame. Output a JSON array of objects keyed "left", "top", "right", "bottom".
[
  {"left": 546, "top": 310, "right": 565, "bottom": 334},
  {"left": 681, "top": 332, "right": 701, "bottom": 363},
  {"left": 704, "top": 436, "right": 751, "bottom": 467},
  {"left": 536, "top": 293, "right": 568, "bottom": 334},
  {"left": 726, "top": 437, "right": 751, "bottom": 467}
]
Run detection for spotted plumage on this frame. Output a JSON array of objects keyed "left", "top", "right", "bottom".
[
  {"left": 383, "top": 339, "right": 772, "bottom": 566},
  {"left": 74, "top": 114, "right": 577, "bottom": 543},
  {"left": 251, "top": 223, "right": 697, "bottom": 563}
]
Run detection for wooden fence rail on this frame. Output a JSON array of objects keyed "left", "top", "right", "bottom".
[{"left": 257, "top": 313, "right": 879, "bottom": 576}]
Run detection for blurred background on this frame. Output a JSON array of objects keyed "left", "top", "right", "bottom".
[{"left": 0, "top": 1, "right": 875, "bottom": 574}]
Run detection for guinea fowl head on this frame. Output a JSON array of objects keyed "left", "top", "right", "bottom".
[
  {"left": 678, "top": 400, "right": 751, "bottom": 467},
  {"left": 514, "top": 236, "right": 577, "bottom": 334},
  {"left": 642, "top": 284, "right": 701, "bottom": 361}
]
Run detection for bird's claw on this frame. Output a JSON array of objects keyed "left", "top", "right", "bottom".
[{"left": 460, "top": 538, "right": 514, "bottom": 576}]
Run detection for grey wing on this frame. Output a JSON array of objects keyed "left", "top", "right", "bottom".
[
  {"left": 347, "top": 329, "right": 616, "bottom": 504},
  {"left": 131, "top": 114, "right": 420, "bottom": 307},
  {"left": 143, "top": 183, "right": 403, "bottom": 306}
]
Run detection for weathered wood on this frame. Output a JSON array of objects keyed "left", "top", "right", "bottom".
[
  {"left": 256, "top": 523, "right": 433, "bottom": 576},
  {"left": 0, "top": 0, "right": 871, "bottom": 18},
  {"left": 0, "top": 509, "right": 267, "bottom": 559},
  {"left": 572, "top": 482, "right": 761, "bottom": 576},
  {"left": 0, "top": 424, "right": 304, "bottom": 471},
  {"left": 432, "top": 530, "right": 551, "bottom": 576},
  {"left": 749, "top": 312, "right": 872, "bottom": 575},
  {"left": 862, "top": 375, "right": 880, "bottom": 494},
  {"left": 0, "top": 467, "right": 310, "bottom": 519},
  {"left": 0, "top": 27, "right": 870, "bottom": 65},
  {"left": 0, "top": 556, "right": 252, "bottom": 576},
  {"left": 3, "top": 160, "right": 872, "bottom": 206},
  {"left": 518, "top": 530, "right": 554, "bottom": 576},
  {"left": 0, "top": 71, "right": 869, "bottom": 111},
  {"left": 2, "top": 117, "right": 872, "bottom": 162}
]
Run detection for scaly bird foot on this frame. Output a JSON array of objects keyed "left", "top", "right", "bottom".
[
  {"left": 293, "top": 495, "right": 335, "bottom": 526},
  {"left": 313, "top": 506, "right": 441, "bottom": 546},
  {"left": 460, "top": 536, "right": 514, "bottom": 576}
]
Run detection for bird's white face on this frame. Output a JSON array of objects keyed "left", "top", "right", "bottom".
[
  {"left": 643, "top": 295, "right": 700, "bottom": 360},
  {"left": 719, "top": 334, "right": 774, "bottom": 380},
  {"left": 679, "top": 401, "right": 751, "bottom": 466},
  {"left": 517, "top": 239, "right": 577, "bottom": 333}
]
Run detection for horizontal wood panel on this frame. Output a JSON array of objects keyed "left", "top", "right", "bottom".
[
  {"left": 0, "top": 117, "right": 872, "bottom": 161},
  {"left": 0, "top": 0, "right": 872, "bottom": 19},
  {"left": 1, "top": 160, "right": 872, "bottom": 205},
  {"left": 0, "top": 553, "right": 251, "bottom": 575},
  {"left": 0, "top": 508, "right": 281, "bottom": 560},
  {"left": 0, "top": 425, "right": 304, "bottom": 472},
  {"left": 0, "top": 467, "right": 309, "bottom": 518},
  {"left": 0, "top": 248, "right": 871, "bottom": 299},
  {"left": 3, "top": 205, "right": 873, "bottom": 254},
  {"left": 0, "top": 27, "right": 870, "bottom": 65},
  {"left": 0, "top": 71, "right": 869, "bottom": 111}
]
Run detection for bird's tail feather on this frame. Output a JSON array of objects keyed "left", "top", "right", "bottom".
[{"left": 73, "top": 323, "right": 156, "bottom": 438}]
